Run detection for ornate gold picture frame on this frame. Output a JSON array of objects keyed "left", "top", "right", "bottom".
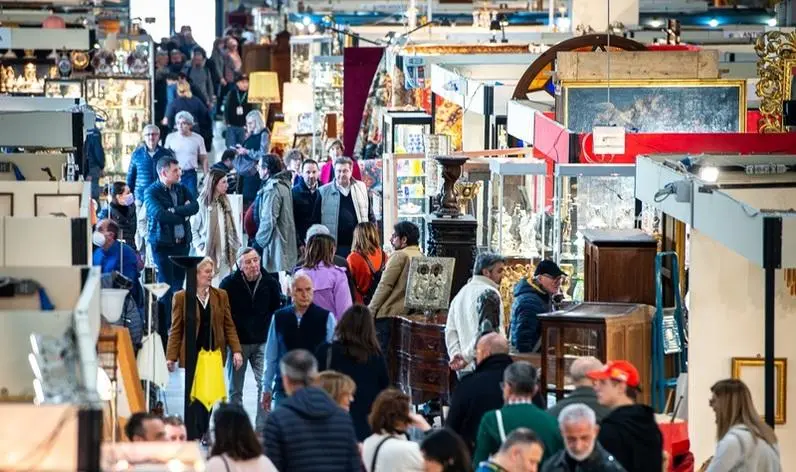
[
  {"left": 755, "top": 31, "right": 796, "bottom": 133},
  {"left": 731, "top": 357, "right": 787, "bottom": 425}
]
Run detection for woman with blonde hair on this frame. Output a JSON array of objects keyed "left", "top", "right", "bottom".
[
  {"left": 347, "top": 222, "right": 387, "bottom": 304},
  {"left": 191, "top": 169, "right": 241, "bottom": 285},
  {"left": 704, "top": 378, "right": 780, "bottom": 472},
  {"left": 318, "top": 370, "right": 356, "bottom": 411},
  {"left": 166, "top": 256, "right": 243, "bottom": 440},
  {"left": 295, "top": 233, "right": 352, "bottom": 320}
]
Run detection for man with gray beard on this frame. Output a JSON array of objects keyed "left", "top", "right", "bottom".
[{"left": 542, "top": 404, "right": 626, "bottom": 472}]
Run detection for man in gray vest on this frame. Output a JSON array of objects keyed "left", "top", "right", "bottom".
[{"left": 311, "top": 157, "right": 372, "bottom": 257}]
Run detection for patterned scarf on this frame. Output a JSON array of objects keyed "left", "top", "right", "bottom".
[{"left": 205, "top": 195, "right": 241, "bottom": 274}]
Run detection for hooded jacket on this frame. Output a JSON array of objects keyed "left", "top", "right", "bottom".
[
  {"left": 256, "top": 170, "right": 298, "bottom": 273},
  {"left": 542, "top": 442, "right": 627, "bottom": 472},
  {"left": 263, "top": 386, "right": 360, "bottom": 472},
  {"left": 510, "top": 277, "right": 552, "bottom": 353},
  {"left": 597, "top": 405, "right": 663, "bottom": 472}
]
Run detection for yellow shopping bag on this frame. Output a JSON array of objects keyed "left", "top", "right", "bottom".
[{"left": 190, "top": 348, "right": 227, "bottom": 411}]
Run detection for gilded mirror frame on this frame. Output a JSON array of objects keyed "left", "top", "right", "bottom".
[{"left": 755, "top": 31, "right": 796, "bottom": 133}]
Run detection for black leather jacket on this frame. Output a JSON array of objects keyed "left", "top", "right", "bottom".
[{"left": 542, "top": 443, "right": 627, "bottom": 472}]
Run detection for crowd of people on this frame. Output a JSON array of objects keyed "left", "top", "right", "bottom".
[{"left": 89, "top": 25, "right": 782, "bottom": 472}]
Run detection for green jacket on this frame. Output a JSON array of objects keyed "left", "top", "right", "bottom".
[{"left": 473, "top": 403, "right": 564, "bottom": 466}]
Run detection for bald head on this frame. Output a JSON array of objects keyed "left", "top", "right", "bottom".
[
  {"left": 570, "top": 356, "right": 604, "bottom": 387},
  {"left": 476, "top": 333, "right": 509, "bottom": 364}
]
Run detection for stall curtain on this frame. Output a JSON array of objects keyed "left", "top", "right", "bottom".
[{"left": 343, "top": 47, "right": 385, "bottom": 158}]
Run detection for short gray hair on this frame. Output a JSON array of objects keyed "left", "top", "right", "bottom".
[
  {"left": 236, "top": 246, "right": 258, "bottom": 262},
  {"left": 245, "top": 110, "right": 265, "bottom": 134},
  {"left": 142, "top": 124, "right": 160, "bottom": 136},
  {"left": 291, "top": 272, "right": 313, "bottom": 289},
  {"left": 474, "top": 252, "right": 506, "bottom": 276},
  {"left": 305, "top": 224, "right": 332, "bottom": 244},
  {"left": 557, "top": 403, "right": 596, "bottom": 427},
  {"left": 333, "top": 156, "right": 353, "bottom": 168},
  {"left": 175, "top": 110, "right": 194, "bottom": 126},
  {"left": 503, "top": 361, "right": 538, "bottom": 396},
  {"left": 498, "top": 428, "right": 543, "bottom": 453},
  {"left": 279, "top": 349, "right": 318, "bottom": 386},
  {"left": 570, "top": 356, "right": 604, "bottom": 384}
]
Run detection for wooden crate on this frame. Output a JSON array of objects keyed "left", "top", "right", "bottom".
[{"left": 557, "top": 50, "right": 719, "bottom": 81}]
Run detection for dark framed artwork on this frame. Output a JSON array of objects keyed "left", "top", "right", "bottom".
[
  {"left": 0, "top": 193, "right": 13, "bottom": 217},
  {"left": 34, "top": 194, "right": 81, "bottom": 217},
  {"left": 560, "top": 79, "right": 746, "bottom": 133}
]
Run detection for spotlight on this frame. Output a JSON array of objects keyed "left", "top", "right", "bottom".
[
  {"left": 767, "top": 18, "right": 777, "bottom": 27},
  {"left": 708, "top": 18, "right": 719, "bottom": 28},
  {"left": 648, "top": 19, "right": 662, "bottom": 29},
  {"left": 302, "top": 16, "right": 311, "bottom": 26},
  {"left": 699, "top": 166, "right": 719, "bottom": 182},
  {"left": 556, "top": 17, "right": 571, "bottom": 31}
]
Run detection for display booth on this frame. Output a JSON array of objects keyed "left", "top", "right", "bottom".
[
  {"left": 635, "top": 154, "right": 796, "bottom": 469},
  {"left": 430, "top": 61, "right": 544, "bottom": 150}
]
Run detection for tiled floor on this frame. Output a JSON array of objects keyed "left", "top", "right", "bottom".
[{"left": 163, "top": 365, "right": 261, "bottom": 422}]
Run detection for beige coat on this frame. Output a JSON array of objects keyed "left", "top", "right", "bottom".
[{"left": 368, "top": 245, "right": 422, "bottom": 318}]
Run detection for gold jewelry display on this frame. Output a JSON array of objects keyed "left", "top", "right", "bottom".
[
  {"left": 755, "top": 31, "right": 796, "bottom": 133},
  {"left": 499, "top": 262, "right": 535, "bottom": 333}
]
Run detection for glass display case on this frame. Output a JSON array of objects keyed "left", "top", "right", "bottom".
[
  {"left": 45, "top": 78, "right": 84, "bottom": 98},
  {"left": 290, "top": 35, "right": 333, "bottom": 84},
  {"left": 552, "top": 164, "right": 637, "bottom": 301},
  {"left": 86, "top": 77, "right": 151, "bottom": 177},
  {"left": 252, "top": 7, "right": 282, "bottom": 43},
  {"left": 487, "top": 158, "right": 549, "bottom": 260},
  {"left": 382, "top": 153, "right": 429, "bottom": 250},
  {"left": 310, "top": 55, "right": 343, "bottom": 158},
  {"left": 382, "top": 111, "right": 432, "bottom": 154}
]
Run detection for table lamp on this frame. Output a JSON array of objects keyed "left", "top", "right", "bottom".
[{"left": 248, "top": 71, "right": 281, "bottom": 118}]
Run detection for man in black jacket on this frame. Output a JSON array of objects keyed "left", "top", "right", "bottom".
[
  {"left": 587, "top": 360, "right": 663, "bottom": 472},
  {"left": 292, "top": 159, "right": 320, "bottom": 251},
  {"left": 446, "top": 332, "right": 513, "bottom": 453},
  {"left": 510, "top": 260, "right": 564, "bottom": 353},
  {"left": 542, "top": 403, "right": 626, "bottom": 472},
  {"left": 219, "top": 247, "right": 282, "bottom": 435},
  {"left": 145, "top": 156, "right": 199, "bottom": 344},
  {"left": 263, "top": 349, "right": 360, "bottom": 472}
]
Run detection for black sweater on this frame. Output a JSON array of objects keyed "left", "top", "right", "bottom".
[
  {"left": 219, "top": 269, "right": 282, "bottom": 344},
  {"left": 315, "top": 342, "right": 390, "bottom": 441}
]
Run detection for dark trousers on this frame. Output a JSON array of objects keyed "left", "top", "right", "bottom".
[
  {"left": 187, "top": 400, "right": 211, "bottom": 441},
  {"left": 375, "top": 317, "right": 395, "bottom": 383},
  {"left": 153, "top": 243, "right": 190, "bottom": 349}
]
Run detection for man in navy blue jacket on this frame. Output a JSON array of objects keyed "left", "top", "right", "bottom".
[
  {"left": 145, "top": 155, "right": 198, "bottom": 343},
  {"left": 127, "top": 125, "right": 174, "bottom": 254},
  {"left": 263, "top": 349, "right": 360, "bottom": 472},
  {"left": 291, "top": 158, "right": 320, "bottom": 250}
]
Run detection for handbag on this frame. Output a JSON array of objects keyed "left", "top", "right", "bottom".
[
  {"left": 190, "top": 306, "right": 227, "bottom": 411},
  {"left": 370, "top": 436, "right": 393, "bottom": 472}
]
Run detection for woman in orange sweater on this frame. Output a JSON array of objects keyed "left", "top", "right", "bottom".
[{"left": 346, "top": 222, "right": 387, "bottom": 304}]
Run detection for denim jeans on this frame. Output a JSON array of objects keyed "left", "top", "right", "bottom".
[
  {"left": 180, "top": 169, "right": 198, "bottom": 198},
  {"left": 226, "top": 343, "right": 266, "bottom": 433},
  {"left": 225, "top": 126, "right": 246, "bottom": 148},
  {"left": 152, "top": 243, "right": 189, "bottom": 347}
]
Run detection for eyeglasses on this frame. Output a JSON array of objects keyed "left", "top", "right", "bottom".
[{"left": 144, "top": 133, "right": 158, "bottom": 136}]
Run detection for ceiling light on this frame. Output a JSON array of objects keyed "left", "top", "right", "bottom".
[
  {"left": 699, "top": 166, "right": 719, "bottom": 182},
  {"left": 302, "top": 16, "right": 311, "bottom": 26},
  {"left": 648, "top": 19, "right": 662, "bottom": 29},
  {"left": 708, "top": 18, "right": 719, "bottom": 28},
  {"left": 767, "top": 18, "right": 777, "bottom": 27}
]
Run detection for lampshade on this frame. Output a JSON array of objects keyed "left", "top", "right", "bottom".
[
  {"left": 248, "top": 71, "right": 281, "bottom": 104},
  {"left": 101, "top": 288, "right": 129, "bottom": 323},
  {"left": 282, "top": 82, "right": 313, "bottom": 115}
]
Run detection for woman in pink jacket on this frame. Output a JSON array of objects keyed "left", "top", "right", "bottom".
[{"left": 295, "top": 233, "right": 353, "bottom": 320}]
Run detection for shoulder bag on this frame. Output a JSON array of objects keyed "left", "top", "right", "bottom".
[{"left": 370, "top": 436, "right": 393, "bottom": 472}]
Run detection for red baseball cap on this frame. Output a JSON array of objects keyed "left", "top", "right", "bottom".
[{"left": 586, "top": 360, "right": 640, "bottom": 388}]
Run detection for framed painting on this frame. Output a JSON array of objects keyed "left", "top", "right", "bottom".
[
  {"left": 34, "top": 194, "right": 81, "bottom": 217},
  {"left": 731, "top": 357, "right": 787, "bottom": 425},
  {"left": 560, "top": 79, "right": 746, "bottom": 133},
  {"left": 405, "top": 256, "right": 456, "bottom": 311},
  {"left": 784, "top": 59, "right": 796, "bottom": 103}
]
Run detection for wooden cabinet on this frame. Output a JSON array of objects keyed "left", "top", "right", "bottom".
[
  {"left": 539, "top": 303, "right": 652, "bottom": 405},
  {"left": 583, "top": 229, "right": 656, "bottom": 305},
  {"left": 392, "top": 314, "right": 455, "bottom": 405}
]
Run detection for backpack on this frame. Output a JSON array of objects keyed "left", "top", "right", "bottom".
[{"left": 357, "top": 250, "right": 386, "bottom": 305}]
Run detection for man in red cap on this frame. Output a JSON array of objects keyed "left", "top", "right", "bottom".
[{"left": 587, "top": 360, "right": 663, "bottom": 472}]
